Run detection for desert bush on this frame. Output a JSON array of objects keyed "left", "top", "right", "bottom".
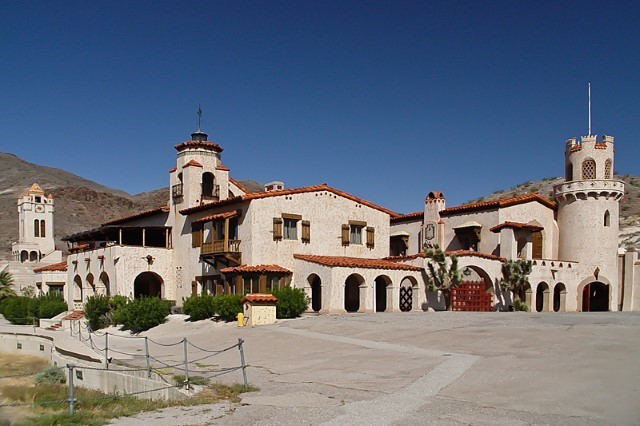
[
  {"left": 114, "top": 297, "right": 171, "bottom": 333},
  {"left": 213, "top": 294, "right": 243, "bottom": 321},
  {"left": 35, "top": 367, "right": 67, "bottom": 385},
  {"left": 271, "top": 287, "right": 309, "bottom": 319},
  {"left": 513, "top": 297, "right": 529, "bottom": 312},
  {"left": 84, "top": 295, "right": 112, "bottom": 330},
  {"left": 37, "top": 294, "right": 67, "bottom": 319},
  {"left": 182, "top": 294, "right": 215, "bottom": 321}
]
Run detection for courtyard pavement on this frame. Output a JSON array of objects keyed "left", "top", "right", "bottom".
[{"left": 4, "top": 312, "right": 640, "bottom": 425}]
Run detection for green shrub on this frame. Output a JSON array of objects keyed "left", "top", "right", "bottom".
[
  {"left": 513, "top": 297, "right": 530, "bottom": 312},
  {"left": 213, "top": 294, "right": 243, "bottom": 321},
  {"left": 0, "top": 296, "right": 13, "bottom": 316},
  {"left": 109, "top": 295, "right": 128, "bottom": 312},
  {"left": 35, "top": 367, "right": 66, "bottom": 385},
  {"left": 271, "top": 287, "right": 309, "bottom": 319},
  {"left": 116, "top": 297, "right": 171, "bottom": 333},
  {"left": 182, "top": 294, "right": 215, "bottom": 321},
  {"left": 84, "top": 295, "right": 112, "bottom": 330},
  {"left": 37, "top": 294, "right": 67, "bottom": 319},
  {"left": 3, "top": 296, "right": 32, "bottom": 325}
]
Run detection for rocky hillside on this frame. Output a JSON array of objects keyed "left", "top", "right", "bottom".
[
  {"left": 0, "top": 153, "right": 169, "bottom": 259},
  {"left": 466, "top": 174, "right": 640, "bottom": 248}
]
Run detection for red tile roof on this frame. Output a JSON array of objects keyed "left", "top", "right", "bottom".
[
  {"left": 241, "top": 293, "right": 278, "bottom": 304},
  {"left": 216, "top": 164, "right": 230, "bottom": 171},
  {"left": 229, "top": 177, "right": 251, "bottom": 194},
  {"left": 595, "top": 142, "right": 608, "bottom": 149},
  {"left": 220, "top": 264, "right": 292, "bottom": 274},
  {"left": 194, "top": 210, "right": 239, "bottom": 224},
  {"left": 570, "top": 145, "right": 582, "bottom": 152},
  {"left": 180, "top": 183, "right": 400, "bottom": 217},
  {"left": 168, "top": 166, "right": 177, "bottom": 173},
  {"left": 445, "top": 250, "right": 505, "bottom": 261},
  {"left": 102, "top": 206, "right": 170, "bottom": 226},
  {"left": 390, "top": 211, "right": 424, "bottom": 223},
  {"left": 69, "top": 243, "right": 90, "bottom": 253},
  {"left": 441, "top": 193, "right": 556, "bottom": 216},
  {"left": 175, "top": 140, "right": 223, "bottom": 153},
  {"left": 183, "top": 159, "right": 203, "bottom": 168},
  {"left": 490, "top": 221, "right": 544, "bottom": 233},
  {"left": 384, "top": 253, "right": 427, "bottom": 261},
  {"left": 293, "top": 254, "right": 422, "bottom": 271},
  {"left": 33, "top": 261, "right": 68, "bottom": 273},
  {"left": 425, "top": 191, "right": 445, "bottom": 202}
]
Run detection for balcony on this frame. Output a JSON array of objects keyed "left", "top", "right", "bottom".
[
  {"left": 200, "top": 239, "right": 241, "bottom": 267},
  {"left": 201, "top": 184, "right": 220, "bottom": 202}
]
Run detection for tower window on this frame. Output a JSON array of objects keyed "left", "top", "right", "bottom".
[
  {"left": 604, "top": 211, "right": 610, "bottom": 227},
  {"left": 40, "top": 220, "right": 46, "bottom": 238},
  {"left": 604, "top": 159, "right": 612, "bottom": 179},
  {"left": 34, "top": 219, "right": 40, "bottom": 237},
  {"left": 582, "top": 159, "right": 596, "bottom": 180},
  {"left": 566, "top": 163, "right": 573, "bottom": 181}
]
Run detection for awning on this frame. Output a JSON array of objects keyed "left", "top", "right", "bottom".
[
  {"left": 390, "top": 231, "right": 411, "bottom": 237},
  {"left": 194, "top": 210, "right": 239, "bottom": 224},
  {"left": 453, "top": 221, "right": 482, "bottom": 230}
]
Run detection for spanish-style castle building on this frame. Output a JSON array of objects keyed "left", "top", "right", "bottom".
[{"left": 27, "top": 123, "right": 640, "bottom": 313}]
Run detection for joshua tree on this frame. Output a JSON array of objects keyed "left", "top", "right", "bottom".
[
  {"left": 425, "top": 244, "right": 462, "bottom": 310},
  {"left": 499, "top": 259, "right": 533, "bottom": 310},
  {"left": 0, "top": 270, "right": 16, "bottom": 299}
]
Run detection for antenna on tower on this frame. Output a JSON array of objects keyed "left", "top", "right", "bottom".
[
  {"left": 197, "top": 105, "right": 203, "bottom": 131},
  {"left": 588, "top": 83, "right": 591, "bottom": 136}
]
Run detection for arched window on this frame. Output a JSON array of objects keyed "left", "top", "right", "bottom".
[
  {"left": 582, "top": 159, "right": 596, "bottom": 180},
  {"left": 566, "top": 163, "right": 573, "bottom": 181},
  {"left": 202, "top": 172, "right": 215, "bottom": 197},
  {"left": 604, "top": 210, "right": 610, "bottom": 227},
  {"left": 40, "top": 220, "right": 46, "bottom": 238},
  {"left": 604, "top": 159, "right": 612, "bottom": 179},
  {"left": 34, "top": 219, "right": 40, "bottom": 237}
]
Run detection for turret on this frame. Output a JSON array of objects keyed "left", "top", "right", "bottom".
[
  {"left": 423, "top": 191, "right": 446, "bottom": 249},
  {"left": 12, "top": 183, "right": 56, "bottom": 262}
]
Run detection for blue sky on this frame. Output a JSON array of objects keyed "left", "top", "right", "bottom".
[{"left": 2, "top": 1, "right": 639, "bottom": 214}]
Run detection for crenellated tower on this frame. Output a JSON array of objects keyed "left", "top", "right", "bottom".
[
  {"left": 554, "top": 134, "right": 624, "bottom": 286},
  {"left": 423, "top": 191, "right": 446, "bottom": 249}
]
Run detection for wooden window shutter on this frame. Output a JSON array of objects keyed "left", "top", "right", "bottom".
[
  {"left": 366, "top": 226, "right": 375, "bottom": 248},
  {"left": 341, "top": 224, "right": 350, "bottom": 246},
  {"left": 191, "top": 223, "right": 203, "bottom": 248},
  {"left": 273, "top": 217, "right": 283, "bottom": 240},
  {"left": 301, "top": 220, "right": 311, "bottom": 243}
]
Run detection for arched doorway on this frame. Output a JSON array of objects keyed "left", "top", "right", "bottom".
[
  {"left": 308, "top": 274, "right": 322, "bottom": 312},
  {"left": 375, "top": 275, "right": 391, "bottom": 312},
  {"left": 86, "top": 273, "right": 96, "bottom": 299},
  {"left": 536, "top": 282, "right": 550, "bottom": 312},
  {"left": 29, "top": 251, "right": 38, "bottom": 262},
  {"left": 553, "top": 283, "right": 566, "bottom": 312},
  {"left": 21, "top": 251, "right": 28, "bottom": 263},
  {"left": 73, "top": 275, "right": 83, "bottom": 301},
  {"left": 344, "top": 274, "right": 363, "bottom": 313},
  {"left": 99, "top": 272, "right": 110, "bottom": 296},
  {"left": 134, "top": 272, "right": 163, "bottom": 298},
  {"left": 400, "top": 277, "right": 417, "bottom": 312},
  {"left": 582, "top": 282, "right": 609, "bottom": 312}
]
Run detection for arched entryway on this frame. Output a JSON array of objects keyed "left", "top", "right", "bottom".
[
  {"left": 582, "top": 281, "right": 609, "bottom": 312},
  {"left": 29, "top": 251, "right": 38, "bottom": 262},
  {"left": 400, "top": 277, "right": 418, "bottom": 312},
  {"left": 536, "top": 282, "right": 550, "bottom": 312},
  {"left": 375, "top": 275, "right": 391, "bottom": 312},
  {"left": 344, "top": 274, "right": 364, "bottom": 313},
  {"left": 73, "top": 275, "right": 83, "bottom": 301},
  {"left": 20, "top": 250, "right": 28, "bottom": 263},
  {"left": 553, "top": 283, "right": 566, "bottom": 312},
  {"left": 86, "top": 273, "right": 96, "bottom": 299},
  {"left": 134, "top": 272, "right": 163, "bottom": 298},
  {"left": 308, "top": 274, "right": 322, "bottom": 312},
  {"left": 99, "top": 272, "right": 110, "bottom": 296}
]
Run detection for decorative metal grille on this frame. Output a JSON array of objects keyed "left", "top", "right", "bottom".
[
  {"left": 399, "top": 286, "right": 413, "bottom": 312},
  {"left": 582, "top": 159, "right": 596, "bottom": 179},
  {"left": 604, "top": 159, "right": 612, "bottom": 179}
]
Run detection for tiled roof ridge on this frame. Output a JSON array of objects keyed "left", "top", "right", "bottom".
[
  {"left": 194, "top": 210, "right": 239, "bottom": 224},
  {"left": 441, "top": 193, "right": 556, "bottom": 216},
  {"left": 444, "top": 250, "right": 506, "bottom": 261},
  {"left": 183, "top": 159, "right": 203, "bottom": 168},
  {"left": 384, "top": 252, "right": 427, "bottom": 261},
  {"left": 293, "top": 254, "right": 422, "bottom": 271},
  {"left": 489, "top": 221, "right": 545, "bottom": 233},
  {"left": 102, "top": 205, "right": 170, "bottom": 226},
  {"left": 174, "top": 140, "right": 224, "bottom": 153},
  {"left": 180, "top": 183, "right": 400, "bottom": 217},
  {"left": 229, "top": 177, "right": 251, "bottom": 194},
  {"left": 390, "top": 211, "right": 423, "bottom": 223},
  {"left": 220, "top": 264, "right": 292, "bottom": 274},
  {"left": 33, "top": 261, "right": 68, "bottom": 272}
]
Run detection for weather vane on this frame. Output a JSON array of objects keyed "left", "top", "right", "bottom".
[{"left": 197, "top": 105, "right": 203, "bottom": 131}]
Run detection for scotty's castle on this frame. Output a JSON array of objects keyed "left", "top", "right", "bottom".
[{"left": 14, "top": 115, "right": 640, "bottom": 314}]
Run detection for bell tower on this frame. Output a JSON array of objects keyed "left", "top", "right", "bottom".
[{"left": 12, "top": 183, "right": 56, "bottom": 262}]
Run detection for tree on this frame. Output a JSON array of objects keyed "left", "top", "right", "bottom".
[
  {"left": 499, "top": 259, "right": 533, "bottom": 310},
  {"left": 425, "top": 245, "right": 462, "bottom": 310},
  {"left": 0, "top": 270, "right": 16, "bottom": 299}
]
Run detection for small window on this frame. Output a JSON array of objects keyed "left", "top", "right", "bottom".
[
  {"left": 34, "top": 219, "right": 40, "bottom": 238},
  {"left": 35, "top": 196, "right": 41, "bottom": 203},
  {"left": 40, "top": 220, "right": 46, "bottom": 238},
  {"left": 604, "top": 159, "right": 612, "bottom": 179},
  {"left": 350, "top": 225, "right": 363, "bottom": 245},
  {"left": 283, "top": 218, "right": 298, "bottom": 240},
  {"left": 604, "top": 210, "right": 610, "bottom": 227},
  {"left": 582, "top": 159, "right": 596, "bottom": 179}
]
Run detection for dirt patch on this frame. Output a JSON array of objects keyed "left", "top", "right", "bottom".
[{"left": 0, "top": 353, "right": 50, "bottom": 425}]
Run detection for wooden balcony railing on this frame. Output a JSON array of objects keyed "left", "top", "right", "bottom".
[{"left": 201, "top": 239, "right": 241, "bottom": 255}]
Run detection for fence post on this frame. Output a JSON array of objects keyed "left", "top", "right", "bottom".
[
  {"left": 78, "top": 321, "right": 82, "bottom": 342},
  {"left": 67, "top": 364, "right": 75, "bottom": 416},
  {"left": 144, "top": 337, "right": 151, "bottom": 378},
  {"left": 238, "top": 338, "right": 248, "bottom": 388},
  {"left": 183, "top": 338, "right": 189, "bottom": 390},
  {"left": 104, "top": 333, "right": 109, "bottom": 369},
  {"left": 69, "top": 319, "right": 73, "bottom": 337},
  {"left": 33, "top": 317, "right": 36, "bottom": 334}
]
